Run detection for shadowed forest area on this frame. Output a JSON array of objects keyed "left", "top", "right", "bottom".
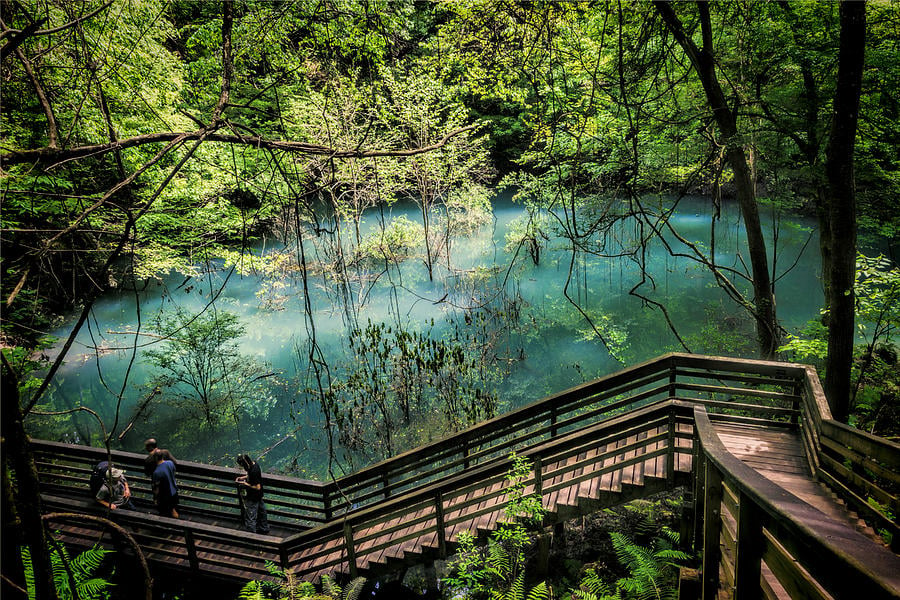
[{"left": 2, "top": 1, "right": 899, "bottom": 598}]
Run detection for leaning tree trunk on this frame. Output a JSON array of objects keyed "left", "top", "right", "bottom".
[
  {"left": 654, "top": 1, "right": 779, "bottom": 357},
  {"left": 823, "top": 1, "right": 866, "bottom": 422}
]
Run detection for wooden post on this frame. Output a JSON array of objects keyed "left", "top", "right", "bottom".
[
  {"left": 184, "top": 529, "right": 199, "bottom": 572},
  {"left": 692, "top": 449, "right": 706, "bottom": 553},
  {"left": 669, "top": 363, "right": 678, "bottom": 398},
  {"left": 382, "top": 472, "right": 390, "bottom": 499},
  {"left": 533, "top": 455, "right": 543, "bottom": 499},
  {"left": 279, "top": 545, "right": 290, "bottom": 572},
  {"left": 550, "top": 407, "right": 558, "bottom": 437},
  {"left": 463, "top": 442, "right": 470, "bottom": 469},
  {"left": 733, "top": 491, "right": 763, "bottom": 600},
  {"left": 323, "top": 487, "right": 333, "bottom": 521},
  {"left": 343, "top": 521, "right": 359, "bottom": 577},
  {"left": 434, "top": 492, "right": 447, "bottom": 559},
  {"left": 535, "top": 532, "right": 551, "bottom": 577},
  {"left": 701, "top": 462, "right": 723, "bottom": 600},
  {"left": 666, "top": 409, "right": 677, "bottom": 487},
  {"left": 682, "top": 429, "right": 701, "bottom": 550}
]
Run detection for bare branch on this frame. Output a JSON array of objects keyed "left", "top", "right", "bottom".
[
  {"left": 2, "top": 125, "right": 479, "bottom": 167},
  {"left": 0, "top": 18, "right": 46, "bottom": 61}
]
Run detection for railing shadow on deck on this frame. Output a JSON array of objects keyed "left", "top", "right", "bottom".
[{"left": 31, "top": 353, "right": 900, "bottom": 594}]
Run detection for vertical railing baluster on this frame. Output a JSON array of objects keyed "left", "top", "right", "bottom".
[
  {"left": 701, "top": 462, "right": 723, "bottom": 600},
  {"left": 343, "top": 521, "right": 358, "bottom": 577},
  {"left": 666, "top": 408, "right": 677, "bottom": 486},
  {"left": 692, "top": 447, "right": 706, "bottom": 553},
  {"left": 184, "top": 529, "right": 199, "bottom": 572},
  {"left": 279, "top": 545, "right": 290, "bottom": 572},
  {"left": 463, "top": 442, "right": 470, "bottom": 469},
  {"left": 733, "top": 490, "right": 763, "bottom": 600},
  {"left": 534, "top": 455, "right": 543, "bottom": 499},
  {"left": 323, "top": 486, "right": 332, "bottom": 522},
  {"left": 434, "top": 491, "right": 447, "bottom": 559},
  {"left": 669, "top": 362, "right": 678, "bottom": 398},
  {"left": 550, "top": 406, "right": 558, "bottom": 437},
  {"left": 382, "top": 471, "right": 390, "bottom": 499}
]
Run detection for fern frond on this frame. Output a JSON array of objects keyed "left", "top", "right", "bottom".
[
  {"left": 264, "top": 559, "right": 286, "bottom": 579},
  {"left": 70, "top": 547, "right": 109, "bottom": 579},
  {"left": 578, "top": 568, "right": 613, "bottom": 598},
  {"left": 76, "top": 577, "right": 114, "bottom": 599},
  {"left": 20, "top": 546, "right": 35, "bottom": 600},
  {"left": 321, "top": 574, "right": 341, "bottom": 599},
  {"left": 487, "top": 541, "right": 512, "bottom": 578},
  {"left": 343, "top": 576, "right": 366, "bottom": 600},
  {"left": 526, "top": 580, "right": 549, "bottom": 600},
  {"left": 511, "top": 573, "right": 525, "bottom": 600},
  {"left": 659, "top": 526, "right": 680, "bottom": 547},
  {"left": 654, "top": 549, "right": 691, "bottom": 564},
  {"left": 238, "top": 581, "right": 265, "bottom": 600}
]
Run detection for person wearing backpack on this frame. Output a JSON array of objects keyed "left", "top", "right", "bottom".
[{"left": 94, "top": 467, "right": 134, "bottom": 511}]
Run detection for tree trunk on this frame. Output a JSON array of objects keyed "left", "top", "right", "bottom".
[
  {"left": 654, "top": 1, "right": 778, "bottom": 357},
  {"left": 1, "top": 362, "right": 55, "bottom": 599},
  {"left": 823, "top": 1, "right": 866, "bottom": 422}
]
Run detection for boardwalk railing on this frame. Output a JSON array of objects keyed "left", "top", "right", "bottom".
[
  {"left": 32, "top": 354, "right": 900, "bottom": 589},
  {"left": 692, "top": 407, "right": 900, "bottom": 599}
]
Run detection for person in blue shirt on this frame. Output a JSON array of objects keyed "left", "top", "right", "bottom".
[
  {"left": 151, "top": 449, "right": 179, "bottom": 518},
  {"left": 235, "top": 454, "right": 269, "bottom": 534}
]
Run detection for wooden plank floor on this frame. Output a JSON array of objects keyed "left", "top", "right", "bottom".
[{"left": 712, "top": 423, "right": 857, "bottom": 521}]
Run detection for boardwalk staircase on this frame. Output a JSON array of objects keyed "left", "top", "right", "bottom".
[{"left": 32, "top": 354, "right": 900, "bottom": 599}]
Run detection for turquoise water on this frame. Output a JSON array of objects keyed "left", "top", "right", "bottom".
[{"left": 35, "top": 192, "right": 825, "bottom": 476}]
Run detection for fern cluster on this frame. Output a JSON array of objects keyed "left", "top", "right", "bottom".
[
  {"left": 21, "top": 543, "right": 113, "bottom": 600},
  {"left": 238, "top": 563, "right": 365, "bottom": 600}
]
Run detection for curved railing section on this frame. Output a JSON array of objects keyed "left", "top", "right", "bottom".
[{"left": 692, "top": 406, "right": 900, "bottom": 599}]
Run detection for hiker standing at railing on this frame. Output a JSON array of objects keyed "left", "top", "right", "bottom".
[
  {"left": 151, "top": 448, "right": 180, "bottom": 518},
  {"left": 235, "top": 454, "right": 269, "bottom": 534},
  {"left": 143, "top": 437, "right": 177, "bottom": 477}
]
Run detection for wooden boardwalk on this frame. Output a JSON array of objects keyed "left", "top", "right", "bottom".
[{"left": 30, "top": 354, "right": 900, "bottom": 598}]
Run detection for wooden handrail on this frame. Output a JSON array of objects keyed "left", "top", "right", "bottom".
[{"left": 693, "top": 406, "right": 900, "bottom": 599}]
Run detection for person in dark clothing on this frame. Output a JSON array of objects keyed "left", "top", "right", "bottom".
[
  {"left": 235, "top": 454, "right": 269, "bottom": 534},
  {"left": 151, "top": 449, "right": 179, "bottom": 518},
  {"left": 143, "top": 438, "right": 177, "bottom": 477}
]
